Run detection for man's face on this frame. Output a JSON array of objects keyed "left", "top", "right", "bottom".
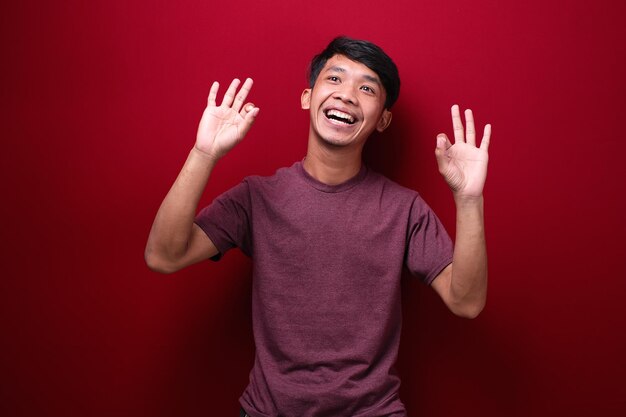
[{"left": 301, "top": 55, "right": 392, "bottom": 149}]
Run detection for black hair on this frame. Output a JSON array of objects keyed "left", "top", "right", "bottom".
[{"left": 308, "top": 36, "right": 400, "bottom": 109}]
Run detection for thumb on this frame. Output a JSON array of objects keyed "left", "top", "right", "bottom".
[
  {"left": 238, "top": 106, "right": 260, "bottom": 137},
  {"left": 240, "top": 102, "right": 260, "bottom": 123},
  {"left": 246, "top": 106, "right": 260, "bottom": 121},
  {"left": 435, "top": 134, "right": 451, "bottom": 168},
  {"left": 239, "top": 102, "right": 258, "bottom": 119}
]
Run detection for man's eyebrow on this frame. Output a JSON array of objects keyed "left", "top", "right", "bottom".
[
  {"left": 362, "top": 74, "right": 381, "bottom": 85},
  {"left": 325, "top": 66, "right": 381, "bottom": 85},
  {"left": 325, "top": 66, "right": 346, "bottom": 73}
]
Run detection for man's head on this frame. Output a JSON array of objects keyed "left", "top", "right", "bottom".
[{"left": 308, "top": 36, "right": 400, "bottom": 110}]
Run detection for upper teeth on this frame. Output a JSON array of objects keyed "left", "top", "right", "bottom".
[{"left": 326, "top": 109, "right": 355, "bottom": 123}]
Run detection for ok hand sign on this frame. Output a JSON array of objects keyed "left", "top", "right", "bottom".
[
  {"left": 435, "top": 105, "right": 491, "bottom": 200},
  {"left": 195, "top": 78, "right": 259, "bottom": 161}
]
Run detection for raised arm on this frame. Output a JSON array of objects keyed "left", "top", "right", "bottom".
[
  {"left": 145, "top": 78, "right": 259, "bottom": 273},
  {"left": 431, "top": 105, "right": 491, "bottom": 318}
]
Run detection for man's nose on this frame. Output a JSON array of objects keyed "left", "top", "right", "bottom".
[{"left": 333, "top": 84, "right": 358, "bottom": 104}]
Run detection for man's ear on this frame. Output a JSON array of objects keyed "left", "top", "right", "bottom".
[
  {"left": 376, "top": 109, "right": 392, "bottom": 132},
  {"left": 301, "top": 89, "right": 311, "bottom": 110}
]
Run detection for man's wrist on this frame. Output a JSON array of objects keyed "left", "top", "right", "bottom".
[
  {"left": 453, "top": 194, "right": 484, "bottom": 209},
  {"left": 191, "top": 145, "right": 220, "bottom": 166}
]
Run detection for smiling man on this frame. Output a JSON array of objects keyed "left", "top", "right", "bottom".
[{"left": 145, "top": 37, "right": 491, "bottom": 417}]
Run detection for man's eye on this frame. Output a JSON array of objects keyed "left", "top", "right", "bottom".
[
  {"left": 361, "top": 86, "right": 375, "bottom": 93},
  {"left": 328, "top": 76, "right": 340, "bottom": 82}
]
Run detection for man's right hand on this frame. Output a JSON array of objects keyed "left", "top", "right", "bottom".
[{"left": 195, "top": 78, "right": 259, "bottom": 160}]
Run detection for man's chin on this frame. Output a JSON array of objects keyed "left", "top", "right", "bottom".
[{"left": 319, "top": 136, "right": 353, "bottom": 148}]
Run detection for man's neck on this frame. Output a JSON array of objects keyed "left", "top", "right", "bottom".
[{"left": 302, "top": 140, "right": 363, "bottom": 185}]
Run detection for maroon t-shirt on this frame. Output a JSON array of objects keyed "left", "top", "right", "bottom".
[{"left": 195, "top": 162, "right": 453, "bottom": 417}]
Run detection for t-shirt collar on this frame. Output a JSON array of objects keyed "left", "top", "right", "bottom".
[{"left": 296, "top": 161, "right": 368, "bottom": 193}]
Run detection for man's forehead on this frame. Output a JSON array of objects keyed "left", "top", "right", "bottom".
[{"left": 322, "top": 55, "right": 381, "bottom": 84}]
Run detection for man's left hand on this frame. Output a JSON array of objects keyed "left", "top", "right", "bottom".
[{"left": 435, "top": 105, "right": 491, "bottom": 199}]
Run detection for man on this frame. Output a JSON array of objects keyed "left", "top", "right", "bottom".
[{"left": 145, "top": 37, "right": 491, "bottom": 417}]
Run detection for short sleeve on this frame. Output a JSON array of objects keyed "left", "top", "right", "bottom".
[
  {"left": 405, "top": 196, "right": 454, "bottom": 285},
  {"left": 194, "top": 180, "right": 253, "bottom": 260}
]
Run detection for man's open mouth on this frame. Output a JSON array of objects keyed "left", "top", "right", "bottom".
[{"left": 325, "top": 109, "right": 356, "bottom": 125}]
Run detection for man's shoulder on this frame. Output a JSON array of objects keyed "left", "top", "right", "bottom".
[
  {"left": 243, "top": 162, "right": 300, "bottom": 186},
  {"left": 365, "top": 167, "right": 421, "bottom": 200}
]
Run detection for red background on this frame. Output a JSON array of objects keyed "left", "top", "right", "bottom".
[{"left": 2, "top": 0, "right": 625, "bottom": 416}]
